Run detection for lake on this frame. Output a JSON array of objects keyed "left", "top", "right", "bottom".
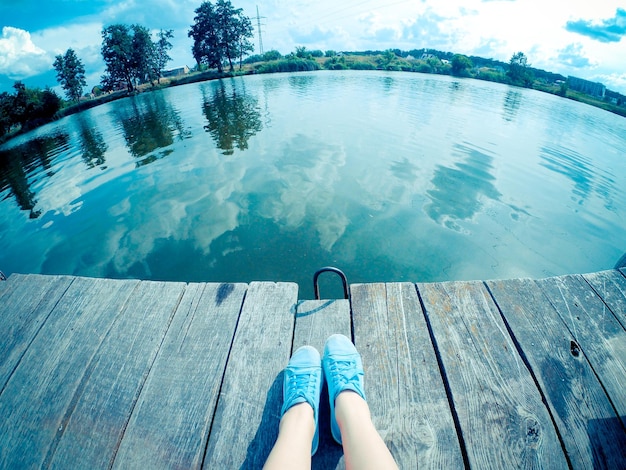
[{"left": 1, "top": 70, "right": 625, "bottom": 298}]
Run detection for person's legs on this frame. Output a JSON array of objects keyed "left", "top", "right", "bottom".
[
  {"left": 323, "top": 334, "right": 398, "bottom": 470},
  {"left": 335, "top": 391, "right": 398, "bottom": 470},
  {"left": 263, "top": 402, "right": 315, "bottom": 470},
  {"left": 263, "top": 345, "right": 323, "bottom": 470}
]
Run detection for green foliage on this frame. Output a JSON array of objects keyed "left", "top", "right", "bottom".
[
  {"left": 309, "top": 50, "right": 324, "bottom": 58},
  {"left": 101, "top": 24, "right": 175, "bottom": 91},
  {"left": 255, "top": 58, "right": 320, "bottom": 74},
  {"left": 295, "top": 46, "right": 311, "bottom": 59},
  {"left": 154, "top": 30, "right": 174, "bottom": 82},
  {"left": 263, "top": 50, "right": 282, "bottom": 61},
  {"left": 101, "top": 24, "right": 135, "bottom": 91},
  {"left": 131, "top": 24, "right": 157, "bottom": 84},
  {"left": 476, "top": 68, "right": 505, "bottom": 83},
  {"left": 188, "top": 0, "right": 254, "bottom": 73},
  {"left": 451, "top": 54, "right": 472, "bottom": 77},
  {"left": 0, "top": 82, "right": 61, "bottom": 138},
  {"left": 377, "top": 50, "right": 397, "bottom": 69},
  {"left": 507, "top": 52, "right": 534, "bottom": 87},
  {"left": 414, "top": 61, "right": 433, "bottom": 73},
  {"left": 53, "top": 48, "right": 87, "bottom": 102},
  {"left": 325, "top": 50, "right": 337, "bottom": 57},
  {"left": 346, "top": 61, "right": 375, "bottom": 70}
]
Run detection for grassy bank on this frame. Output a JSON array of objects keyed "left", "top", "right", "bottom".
[{"left": 2, "top": 51, "right": 624, "bottom": 146}]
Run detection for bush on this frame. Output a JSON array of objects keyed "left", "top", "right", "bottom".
[
  {"left": 263, "top": 50, "right": 282, "bottom": 61},
  {"left": 348, "top": 61, "right": 376, "bottom": 70},
  {"left": 255, "top": 58, "right": 321, "bottom": 73}
]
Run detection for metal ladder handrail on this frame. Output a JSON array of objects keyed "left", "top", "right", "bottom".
[{"left": 313, "top": 267, "right": 349, "bottom": 300}]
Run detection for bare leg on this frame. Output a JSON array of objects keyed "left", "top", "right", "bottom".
[
  {"left": 336, "top": 391, "right": 398, "bottom": 470},
  {"left": 263, "top": 402, "right": 315, "bottom": 470}
]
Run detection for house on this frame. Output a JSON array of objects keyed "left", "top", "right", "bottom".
[{"left": 162, "top": 66, "right": 190, "bottom": 78}]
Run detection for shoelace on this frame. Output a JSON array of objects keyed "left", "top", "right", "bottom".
[
  {"left": 328, "top": 359, "right": 362, "bottom": 386},
  {"left": 285, "top": 368, "right": 318, "bottom": 402}
]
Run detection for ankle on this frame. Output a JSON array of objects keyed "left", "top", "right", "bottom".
[
  {"left": 280, "top": 402, "right": 315, "bottom": 436},
  {"left": 335, "top": 390, "right": 370, "bottom": 426}
]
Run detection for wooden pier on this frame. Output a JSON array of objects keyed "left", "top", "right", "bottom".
[{"left": 0, "top": 270, "right": 625, "bottom": 469}]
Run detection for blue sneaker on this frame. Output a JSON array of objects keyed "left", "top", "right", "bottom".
[
  {"left": 322, "top": 334, "right": 366, "bottom": 445},
  {"left": 281, "top": 345, "right": 323, "bottom": 455}
]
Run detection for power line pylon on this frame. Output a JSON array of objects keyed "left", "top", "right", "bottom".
[{"left": 256, "top": 5, "right": 265, "bottom": 55}]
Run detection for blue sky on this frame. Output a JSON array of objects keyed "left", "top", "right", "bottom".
[{"left": 1, "top": 0, "right": 625, "bottom": 94}]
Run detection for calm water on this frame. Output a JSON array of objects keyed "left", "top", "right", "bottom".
[{"left": 1, "top": 71, "right": 625, "bottom": 298}]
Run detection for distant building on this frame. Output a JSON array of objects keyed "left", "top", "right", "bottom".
[
  {"left": 568, "top": 76, "right": 606, "bottom": 98},
  {"left": 162, "top": 66, "right": 190, "bottom": 78}
]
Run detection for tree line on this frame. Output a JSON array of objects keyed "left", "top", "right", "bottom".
[{"left": 0, "top": 0, "right": 254, "bottom": 140}]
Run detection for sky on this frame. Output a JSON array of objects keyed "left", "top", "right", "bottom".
[{"left": 1, "top": 0, "right": 625, "bottom": 95}]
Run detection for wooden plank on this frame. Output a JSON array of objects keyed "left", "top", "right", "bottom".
[
  {"left": 487, "top": 278, "right": 626, "bottom": 469},
  {"left": 112, "top": 282, "right": 247, "bottom": 469},
  {"left": 0, "top": 277, "right": 140, "bottom": 469},
  {"left": 0, "top": 274, "right": 74, "bottom": 391},
  {"left": 203, "top": 282, "right": 298, "bottom": 468},
  {"left": 582, "top": 270, "right": 626, "bottom": 329},
  {"left": 536, "top": 275, "right": 626, "bottom": 424},
  {"left": 351, "top": 283, "right": 464, "bottom": 469},
  {"left": 46, "top": 280, "right": 187, "bottom": 468},
  {"left": 294, "top": 299, "right": 351, "bottom": 470},
  {"left": 293, "top": 299, "right": 351, "bottom": 353},
  {"left": 419, "top": 280, "right": 567, "bottom": 469}
]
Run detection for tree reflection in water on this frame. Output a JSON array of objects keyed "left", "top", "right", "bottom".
[
  {"left": 77, "top": 114, "right": 108, "bottom": 169},
  {"left": 116, "top": 92, "right": 187, "bottom": 165},
  {"left": 0, "top": 134, "right": 69, "bottom": 218},
  {"left": 202, "top": 80, "right": 262, "bottom": 155}
]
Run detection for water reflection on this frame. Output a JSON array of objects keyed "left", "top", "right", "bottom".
[
  {"left": 202, "top": 80, "right": 262, "bottom": 155},
  {"left": 425, "top": 143, "right": 501, "bottom": 230},
  {"left": 76, "top": 114, "right": 107, "bottom": 169},
  {"left": 255, "top": 133, "right": 348, "bottom": 251},
  {"left": 288, "top": 74, "right": 316, "bottom": 95},
  {"left": 389, "top": 157, "right": 419, "bottom": 182},
  {"left": 0, "top": 134, "right": 69, "bottom": 218},
  {"left": 116, "top": 92, "right": 187, "bottom": 164},
  {"left": 502, "top": 90, "right": 522, "bottom": 122},
  {"left": 539, "top": 145, "right": 615, "bottom": 208}
]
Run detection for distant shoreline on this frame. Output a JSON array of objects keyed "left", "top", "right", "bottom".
[{"left": 2, "top": 54, "right": 624, "bottom": 146}]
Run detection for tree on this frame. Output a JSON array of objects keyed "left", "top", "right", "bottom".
[
  {"left": 53, "top": 48, "right": 87, "bottom": 102},
  {"left": 130, "top": 24, "right": 156, "bottom": 85},
  {"left": 101, "top": 24, "right": 135, "bottom": 91},
  {"left": 507, "top": 52, "right": 533, "bottom": 87},
  {"left": 233, "top": 13, "right": 254, "bottom": 69},
  {"left": 451, "top": 54, "right": 472, "bottom": 77},
  {"left": 263, "top": 50, "right": 282, "bottom": 61},
  {"left": 189, "top": 2, "right": 222, "bottom": 71},
  {"left": 0, "top": 92, "right": 13, "bottom": 137},
  {"left": 295, "top": 46, "right": 311, "bottom": 59},
  {"left": 153, "top": 29, "right": 174, "bottom": 82},
  {"left": 101, "top": 24, "right": 167, "bottom": 91},
  {"left": 188, "top": 0, "right": 254, "bottom": 73}
]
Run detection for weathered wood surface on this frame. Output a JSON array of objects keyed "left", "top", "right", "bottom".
[
  {"left": 352, "top": 282, "right": 464, "bottom": 469},
  {"left": 112, "top": 282, "right": 247, "bottom": 469},
  {"left": 203, "top": 282, "right": 298, "bottom": 469},
  {"left": 419, "top": 280, "right": 568, "bottom": 469},
  {"left": 0, "top": 274, "right": 74, "bottom": 392},
  {"left": 582, "top": 269, "right": 626, "bottom": 329},
  {"left": 0, "top": 270, "right": 624, "bottom": 469},
  {"left": 488, "top": 277, "right": 626, "bottom": 468}
]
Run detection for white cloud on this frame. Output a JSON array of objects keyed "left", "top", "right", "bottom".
[{"left": 0, "top": 26, "right": 52, "bottom": 78}]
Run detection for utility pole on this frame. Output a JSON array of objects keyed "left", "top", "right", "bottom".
[{"left": 256, "top": 5, "right": 265, "bottom": 55}]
